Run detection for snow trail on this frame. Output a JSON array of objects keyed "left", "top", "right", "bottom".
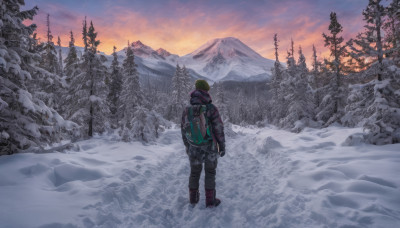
[
  {"left": 76, "top": 128, "right": 290, "bottom": 228},
  {"left": 78, "top": 127, "right": 330, "bottom": 228},
  {"left": 1, "top": 126, "right": 400, "bottom": 228}
]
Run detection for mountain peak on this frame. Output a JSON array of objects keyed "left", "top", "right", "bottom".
[
  {"left": 213, "top": 37, "right": 240, "bottom": 42},
  {"left": 156, "top": 48, "right": 171, "bottom": 57},
  {"left": 126, "top": 40, "right": 157, "bottom": 58},
  {"left": 187, "top": 37, "right": 263, "bottom": 61},
  {"left": 131, "top": 40, "right": 150, "bottom": 50},
  {"left": 181, "top": 36, "right": 274, "bottom": 81}
]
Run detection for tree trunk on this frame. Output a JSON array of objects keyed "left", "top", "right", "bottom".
[
  {"left": 376, "top": 12, "right": 383, "bottom": 81},
  {"left": 88, "top": 58, "right": 93, "bottom": 137}
]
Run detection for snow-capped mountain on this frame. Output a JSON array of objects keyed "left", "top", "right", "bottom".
[
  {"left": 179, "top": 37, "right": 275, "bottom": 81},
  {"left": 116, "top": 41, "right": 179, "bottom": 62},
  {"left": 58, "top": 37, "right": 274, "bottom": 82},
  {"left": 128, "top": 40, "right": 159, "bottom": 59}
]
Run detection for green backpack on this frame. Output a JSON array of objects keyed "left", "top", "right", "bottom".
[{"left": 183, "top": 104, "right": 212, "bottom": 146}]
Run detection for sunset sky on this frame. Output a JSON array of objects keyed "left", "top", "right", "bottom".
[{"left": 24, "top": 0, "right": 368, "bottom": 63}]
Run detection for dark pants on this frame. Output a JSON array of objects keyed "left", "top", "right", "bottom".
[{"left": 188, "top": 145, "right": 218, "bottom": 190}]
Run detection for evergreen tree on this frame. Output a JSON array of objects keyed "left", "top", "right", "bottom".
[
  {"left": 311, "top": 45, "right": 323, "bottom": 108},
  {"left": 214, "top": 82, "right": 229, "bottom": 122},
  {"left": 40, "top": 14, "right": 59, "bottom": 74},
  {"left": 107, "top": 46, "right": 123, "bottom": 128},
  {"left": 0, "top": 1, "right": 74, "bottom": 154},
  {"left": 31, "top": 14, "right": 63, "bottom": 112},
  {"left": 318, "top": 12, "right": 347, "bottom": 125},
  {"left": 29, "top": 32, "right": 41, "bottom": 52},
  {"left": 57, "top": 36, "right": 63, "bottom": 74},
  {"left": 171, "top": 64, "right": 183, "bottom": 104},
  {"left": 125, "top": 107, "right": 169, "bottom": 142},
  {"left": 343, "top": 0, "right": 400, "bottom": 145},
  {"left": 343, "top": 66, "right": 400, "bottom": 144},
  {"left": 237, "top": 90, "right": 248, "bottom": 124},
  {"left": 383, "top": 0, "right": 400, "bottom": 63},
  {"left": 347, "top": 0, "right": 386, "bottom": 80},
  {"left": 169, "top": 64, "right": 188, "bottom": 122},
  {"left": 64, "top": 31, "right": 79, "bottom": 83},
  {"left": 120, "top": 44, "right": 145, "bottom": 141},
  {"left": 286, "top": 38, "right": 296, "bottom": 72},
  {"left": 273, "top": 34, "right": 283, "bottom": 81},
  {"left": 280, "top": 46, "right": 314, "bottom": 131},
  {"left": 182, "top": 65, "right": 192, "bottom": 95},
  {"left": 68, "top": 19, "right": 109, "bottom": 137},
  {"left": 297, "top": 46, "right": 307, "bottom": 70},
  {"left": 268, "top": 34, "right": 285, "bottom": 124},
  {"left": 82, "top": 17, "right": 88, "bottom": 51}
]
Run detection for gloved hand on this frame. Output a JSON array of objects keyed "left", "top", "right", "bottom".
[{"left": 218, "top": 142, "right": 226, "bottom": 157}]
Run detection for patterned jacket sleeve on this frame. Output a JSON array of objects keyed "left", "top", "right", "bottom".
[
  {"left": 208, "top": 104, "right": 226, "bottom": 151},
  {"left": 181, "top": 107, "right": 189, "bottom": 148}
]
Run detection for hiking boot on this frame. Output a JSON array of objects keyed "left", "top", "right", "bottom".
[
  {"left": 189, "top": 188, "right": 200, "bottom": 204},
  {"left": 205, "top": 189, "right": 221, "bottom": 208}
]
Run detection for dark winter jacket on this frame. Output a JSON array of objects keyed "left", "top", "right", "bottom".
[{"left": 181, "top": 90, "right": 226, "bottom": 152}]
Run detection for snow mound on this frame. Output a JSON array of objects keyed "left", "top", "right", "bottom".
[
  {"left": 342, "top": 133, "right": 365, "bottom": 146},
  {"left": 257, "top": 136, "right": 282, "bottom": 155},
  {"left": 49, "top": 163, "right": 106, "bottom": 187}
]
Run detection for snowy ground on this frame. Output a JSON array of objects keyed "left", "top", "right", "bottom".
[{"left": 1, "top": 125, "right": 400, "bottom": 228}]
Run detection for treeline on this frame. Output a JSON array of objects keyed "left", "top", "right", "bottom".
[{"left": 266, "top": 0, "right": 400, "bottom": 144}]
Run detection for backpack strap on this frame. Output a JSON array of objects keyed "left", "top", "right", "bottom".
[
  {"left": 188, "top": 106, "right": 196, "bottom": 140},
  {"left": 204, "top": 104, "right": 212, "bottom": 138}
]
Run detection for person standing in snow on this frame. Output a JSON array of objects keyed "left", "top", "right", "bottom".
[{"left": 181, "top": 80, "right": 226, "bottom": 207}]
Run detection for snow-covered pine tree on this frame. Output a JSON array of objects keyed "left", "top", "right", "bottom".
[
  {"left": 347, "top": 0, "right": 386, "bottom": 80},
  {"left": 343, "top": 65, "right": 400, "bottom": 144},
  {"left": 237, "top": 89, "right": 248, "bottom": 125},
  {"left": 40, "top": 14, "right": 59, "bottom": 75},
  {"left": 268, "top": 34, "right": 285, "bottom": 125},
  {"left": 214, "top": 82, "right": 229, "bottom": 122},
  {"left": 64, "top": 31, "right": 79, "bottom": 83},
  {"left": 126, "top": 107, "right": 170, "bottom": 143},
  {"left": 31, "top": 13, "right": 65, "bottom": 112},
  {"left": 60, "top": 31, "right": 80, "bottom": 118},
  {"left": 253, "top": 90, "right": 266, "bottom": 125},
  {"left": 273, "top": 34, "right": 283, "bottom": 82},
  {"left": 82, "top": 17, "right": 88, "bottom": 52},
  {"left": 120, "top": 43, "right": 146, "bottom": 141},
  {"left": 383, "top": 0, "right": 400, "bottom": 64},
  {"left": 343, "top": 0, "right": 400, "bottom": 144},
  {"left": 57, "top": 36, "right": 63, "bottom": 74},
  {"left": 311, "top": 44, "right": 323, "bottom": 108},
  {"left": 171, "top": 64, "right": 183, "bottom": 103},
  {"left": 297, "top": 46, "right": 307, "bottom": 70},
  {"left": 0, "top": 1, "right": 75, "bottom": 154},
  {"left": 317, "top": 12, "right": 347, "bottom": 125},
  {"left": 28, "top": 32, "right": 42, "bottom": 53},
  {"left": 86, "top": 20, "right": 109, "bottom": 136},
  {"left": 281, "top": 46, "right": 314, "bottom": 131},
  {"left": 68, "top": 19, "right": 109, "bottom": 137},
  {"left": 168, "top": 64, "right": 187, "bottom": 122},
  {"left": 182, "top": 65, "right": 192, "bottom": 95},
  {"left": 286, "top": 38, "right": 296, "bottom": 73},
  {"left": 107, "top": 46, "right": 123, "bottom": 128}
]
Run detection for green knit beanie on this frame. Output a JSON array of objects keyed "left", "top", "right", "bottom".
[{"left": 195, "top": 79, "right": 210, "bottom": 91}]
